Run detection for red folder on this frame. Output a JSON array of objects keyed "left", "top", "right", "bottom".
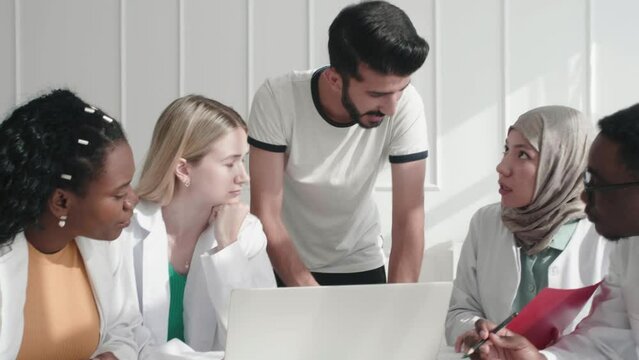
[{"left": 506, "top": 281, "right": 602, "bottom": 349}]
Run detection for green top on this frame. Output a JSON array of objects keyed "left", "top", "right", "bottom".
[
  {"left": 511, "top": 220, "right": 579, "bottom": 313},
  {"left": 167, "top": 262, "right": 187, "bottom": 342}
]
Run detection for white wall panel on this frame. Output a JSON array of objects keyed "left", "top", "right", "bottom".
[
  {"left": 420, "top": 0, "right": 502, "bottom": 281},
  {"left": 591, "top": 0, "right": 639, "bottom": 120},
  {"left": 310, "top": 0, "right": 351, "bottom": 69},
  {"left": 125, "top": 0, "right": 180, "bottom": 169},
  {"left": 18, "top": 0, "right": 120, "bottom": 117},
  {"left": 0, "top": 0, "right": 15, "bottom": 118},
  {"left": 376, "top": 0, "right": 438, "bottom": 189},
  {"left": 251, "top": 0, "right": 308, "bottom": 101},
  {"left": 506, "top": 0, "right": 588, "bottom": 124},
  {"left": 184, "top": 0, "right": 249, "bottom": 118}
]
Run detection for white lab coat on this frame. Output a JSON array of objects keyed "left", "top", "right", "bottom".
[
  {"left": 445, "top": 203, "right": 614, "bottom": 345},
  {"left": 541, "top": 236, "right": 639, "bottom": 359},
  {"left": 121, "top": 200, "right": 276, "bottom": 353},
  {"left": 0, "top": 232, "right": 144, "bottom": 359}
]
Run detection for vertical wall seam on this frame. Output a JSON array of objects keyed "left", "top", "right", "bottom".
[
  {"left": 178, "top": 0, "right": 185, "bottom": 96},
  {"left": 14, "top": 0, "right": 20, "bottom": 104},
  {"left": 499, "top": 0, "right": 509, "bottom": 151},
  {"left": 119, "top": 0, "right": 126, "bottom": 126},
  {"left": 246, "top": 0, "right": 254, "bottom": 116},
  {"left": 307, "top": 0, "right": 314, "bottom": 69},
  {"left": 585, "top": 0, "right": 593, "bottom": 119},
  {"left": 431, "top": 0, "right": 440, "bottom": 191}
]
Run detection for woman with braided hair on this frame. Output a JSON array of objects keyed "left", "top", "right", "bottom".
[{"left": 0, "top": 89, "right": 144, "bottom": 359}]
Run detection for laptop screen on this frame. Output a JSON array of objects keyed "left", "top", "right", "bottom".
[{"left": 225, "top": 282, "right": 452, "bottom": 360}]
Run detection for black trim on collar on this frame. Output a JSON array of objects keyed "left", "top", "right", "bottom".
[
  {"left": 248, "top": 136, "right": 287, "bottom": 153},
  {"left": 389, "top": 150, "right": 429, "bottom": 164},
  {"left": 311, "top": 67, "right": 357, "bottom": 128}
]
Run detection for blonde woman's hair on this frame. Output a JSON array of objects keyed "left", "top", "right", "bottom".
[{"left": 136, "top": 95, "right": 247, "bottom": 205}]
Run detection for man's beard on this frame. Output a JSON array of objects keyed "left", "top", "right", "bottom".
[{"left": 340, "top": 79, "right": 385, "bottom": 129}]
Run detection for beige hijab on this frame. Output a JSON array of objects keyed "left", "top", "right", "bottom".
[{"left": 501, "top": 106, "right": 594, "bottom": 255}]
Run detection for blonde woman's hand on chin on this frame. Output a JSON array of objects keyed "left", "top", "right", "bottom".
[{"left": 209, "top": 203, "right": 250, "bottom": 250}]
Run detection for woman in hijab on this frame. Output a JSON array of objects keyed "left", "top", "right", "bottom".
[{"left": 445, "top": 106, "right": 614, "bottom": 354}]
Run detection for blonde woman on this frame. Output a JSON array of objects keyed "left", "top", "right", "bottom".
[{"left": 122, "top": 95, "right": 276, "bottom": 354}]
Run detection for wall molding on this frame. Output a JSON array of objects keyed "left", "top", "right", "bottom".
[
  {"left": 499, "top": 0, "right": 509, "bottom": 148},
  {"left": 307, "top": 0, "right": 314, "bottom": 69},
  {"left": 119, "top": 0, "right": 126, "bottom": 125},
  {"left": 178, "top": 0, "right": 185, "bottom": 97},
  {"left": 429, "top": 0, "right": 441, "bottom": 192},
  {"left": 584, "top": 0, "right": 595, "bottom": 120},
  {"left": 246, "top": 0, "right": 254, "bottom": 117},
  {"left": 14, "top": 0, "right": 21, "bottom": 104}
]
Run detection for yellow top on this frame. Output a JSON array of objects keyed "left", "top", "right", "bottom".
[{"left": 17, "top": 239, "right": 100, "bottom": 360}]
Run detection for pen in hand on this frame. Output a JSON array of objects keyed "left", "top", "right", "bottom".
[{"left": 461, "top": 312, "right": 518, "bottom": 359}]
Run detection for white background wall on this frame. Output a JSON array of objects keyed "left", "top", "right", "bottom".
[{"left": 2, "top": 0, "right": 638, "bottom": 281}]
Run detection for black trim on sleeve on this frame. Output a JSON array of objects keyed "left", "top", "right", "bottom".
[
  {"left": 248, "top": 136, "right": 287, "bottom": 153},
  {"left": 389, "top": 150, "right": 428, "bottom": 164}
]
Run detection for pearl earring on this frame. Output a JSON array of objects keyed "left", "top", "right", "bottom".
[{"left": 58, "top": 215, "right": 68, "bottom": 228}]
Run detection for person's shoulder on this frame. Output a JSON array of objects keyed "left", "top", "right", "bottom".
[
  {"left": 253, "top": 69, "right": 315, "bottom": 110},
  {"left": 261, "top": 69, "right": 316, "bottom": 90},
  {"left": 466, "top": 203, "right": 509, "bottom": 236},
  {"left": 0, "top": 232, "right": 27, "bottom": 260},
  {"left": 472, "top": 203, "right": 502, "bottom": 223},
  {"left": 395, "top": 83, "right": 424, "bottom": 112}
]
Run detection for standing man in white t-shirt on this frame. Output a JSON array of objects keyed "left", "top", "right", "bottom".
[{"left": 248, "top": 1, "right": 430, "bottom": 286}]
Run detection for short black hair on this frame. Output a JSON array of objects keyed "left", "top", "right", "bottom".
[
  {"left": 0, "top": 89, "right": 127, "bottom": 245},
  {"left": 598, "top": 103, "right": 639, "bottom": 176},
  {"left": 328, "top": 1, "right": 429, "bottom": 80}
]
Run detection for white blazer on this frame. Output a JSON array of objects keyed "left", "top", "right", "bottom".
[
  {"left": 0, "top": 233, "right": 143, "bottom": 359},
  {"left": 445, "top": 203, "right": 614, "bottom": 345},
  {"left": 122, "top": 200, "right": 276, "bottom": 353},
  {"left": 542, "top": 236, "right": 639, "bottom": 360}
]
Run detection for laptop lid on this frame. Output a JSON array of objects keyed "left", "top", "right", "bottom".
[{"left": 225, "top": 282, "right": 452, "bottom": 360}]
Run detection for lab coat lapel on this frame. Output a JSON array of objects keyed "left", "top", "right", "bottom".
[
  {"left": 0, "top": 234, "right": 28, "bottom": 356},
  {"left": 142, "top": 209, "right": 171, "bottom": 341}
]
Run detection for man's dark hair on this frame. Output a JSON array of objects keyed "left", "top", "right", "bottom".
[
  {"left": 328, "top": 1, "right": 429, "bottom": 80},
  {"left": 599, "top": 103, "right": 639, "bottom": 176},
  {"left": 0, "top": 89, "right": 127, "bottom": 245}
]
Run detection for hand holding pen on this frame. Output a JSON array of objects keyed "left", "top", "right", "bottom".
[{"left": 461, "top": 312, "right": 518, "bottom": 359}]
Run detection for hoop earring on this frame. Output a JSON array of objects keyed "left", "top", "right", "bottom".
[{"left": 58, "top": 215, "right": 68, "bottom": 228}]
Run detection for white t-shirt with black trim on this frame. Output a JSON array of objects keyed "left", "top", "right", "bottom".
[{"left": 248, "top": 68, "right": 428, "bottom": 273}]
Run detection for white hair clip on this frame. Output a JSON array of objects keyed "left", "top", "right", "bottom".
[
  {"left": 84, "top": 107, "right": 96, "bottom": 113},
  {"left": 102, "top": 115, "right": 113, "bottom": 123},
  {"left": 60, "top": 174, "right": 72, "bottom": 180},
  {"left": 78, "top": 139, "right": 89, "bottom": 145}
]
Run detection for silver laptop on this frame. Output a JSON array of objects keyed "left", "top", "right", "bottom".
[{"left": 224, "top": 282, "right": 453, "bottom": 360}]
